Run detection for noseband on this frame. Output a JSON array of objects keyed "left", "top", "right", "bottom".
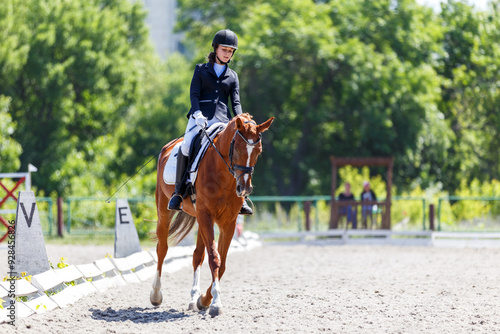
[{"left": 229, "top": 129, "right": 262, "bottom": 181}]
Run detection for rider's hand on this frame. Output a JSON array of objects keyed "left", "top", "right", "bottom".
[{"left": 193, "top": 110, "right": 207, "bottom": 128}]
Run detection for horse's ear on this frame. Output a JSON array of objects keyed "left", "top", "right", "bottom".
[
  {"left": 257, "top": 117, "right": 274, "bottom": 133},
  {"left": 236, "top": 117, "right": 245, "bottom": 131}
]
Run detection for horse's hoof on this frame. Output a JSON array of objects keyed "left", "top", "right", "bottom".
[
  {"left": 150, "top": 290, "right": 163, "bottom": 306},
  {"left": 196, "top": 295, "right": 209, "bottom": 310},
  {"left": 188, "top": 302, "right": 197, "bottom": 311},
  {"left": 209, "top": 305, "right": 223, "bottom": 317}
]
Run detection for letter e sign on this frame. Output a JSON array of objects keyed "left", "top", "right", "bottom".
[{"left": 118, "top": 207, "right": 129, "bottom": 224}]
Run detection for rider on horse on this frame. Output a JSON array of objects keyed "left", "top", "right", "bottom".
[{"left": 168, "top": 29, "right": 253, "bottom": 215}]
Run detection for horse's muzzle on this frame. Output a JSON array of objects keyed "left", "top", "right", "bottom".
[{"left": 236, "top": 183, "right": 253, "bottom": 197}]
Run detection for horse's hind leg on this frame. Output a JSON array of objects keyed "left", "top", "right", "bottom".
[
  {"left": 188, "top": 231, "right": 205, "bottom": 311},
  {"left": 150, "top": 190, "right": 175, "bottom": 306}
]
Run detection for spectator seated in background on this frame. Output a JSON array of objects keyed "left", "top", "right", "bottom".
[
  {"left": 360, "top": 180, "right": 377, "bottom": 229},
  {"left": 338, "top": 182, "right": 357, "bottom": 229}
]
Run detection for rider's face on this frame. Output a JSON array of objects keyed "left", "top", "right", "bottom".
[{"left": 215, "top": 46, "right": 235, "bottom": 64}]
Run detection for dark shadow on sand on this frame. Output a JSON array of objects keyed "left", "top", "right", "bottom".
[{"left": 89, "top": 306, "right": 195, "bottom": 324}]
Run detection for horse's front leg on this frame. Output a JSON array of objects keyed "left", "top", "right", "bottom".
[
  {"left": 195, "top": 212, "right": 224, "bottom": 316},
  {"left": 150, "top": 191, "right": 175, "bottom": 306},
  {"left": 188, "top": 232, "right": 205, "bottom": 310},
  {"left": 199, "top": 217, "right": 237, "bottom": 316},
  {"left": 206, "top": 220, "right": 237, "bottom": 315}
]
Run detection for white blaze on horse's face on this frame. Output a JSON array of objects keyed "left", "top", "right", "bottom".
[
  {"left": 234, "top": 132, "right": 261, "bottom": 198},
  {"left": 234, "top": 116, "right": 274, "bottom": 198},
  {"left": 243, "top": 139, "right": 255, "bottom": 187},
  {"left": 246, "top": 139, "right": 254, "bottom": 168}
]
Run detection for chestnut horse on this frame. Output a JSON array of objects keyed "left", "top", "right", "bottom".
[{"left": 150, "top": 113, "right": 274, "bottom": 316}]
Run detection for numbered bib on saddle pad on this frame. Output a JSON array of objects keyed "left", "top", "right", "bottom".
[{"left": 163, "top": 122, "right": 227, "bottom": 186}]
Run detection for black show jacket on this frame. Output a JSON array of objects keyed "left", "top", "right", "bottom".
[{"left": 188, "top": 62, "right": 242, "bottom": 123}]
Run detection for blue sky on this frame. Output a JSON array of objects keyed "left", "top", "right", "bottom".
[{"left": 416, "top": 0, "right": 490, "bottom": 11}]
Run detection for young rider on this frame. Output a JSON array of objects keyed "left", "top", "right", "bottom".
[{"left": 168, "top": 29, "right": 253, "bottom": 215}]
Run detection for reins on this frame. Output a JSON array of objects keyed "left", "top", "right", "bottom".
[
  {"left": 105, "top": 124, "right": 198, "bottom": 203},
  {"left": 201, "top": 126, "right": 235, "bottom": 177},
  {"left": 106, "top": 120, "right": 259, "bottom": 203}
]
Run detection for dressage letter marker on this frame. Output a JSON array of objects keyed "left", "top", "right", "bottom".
[
  {"left": 118, "top": 207, "right": 129, "bottom": 224},
  {"left": 114, "top": 199, "right": 141, "bottom": 258},
  {"left": 14, "top": 191, "right": 50, "bottom": 275},
  {"left": 20, "top": 202, "right": 36, "bottom": 228}
]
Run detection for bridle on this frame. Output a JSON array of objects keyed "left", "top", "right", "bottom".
[
  {"left": 229, "top": 128, "right": 262, "bottom": 181},
  {"left": 201, "top": 121, "right": 261, "bottom": 181}
]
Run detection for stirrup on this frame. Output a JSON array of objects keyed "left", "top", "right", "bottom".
[
  {"left": 168, "top": 194, "right": 183, "bottom": 211},
  {"left": 239, "top": 201, "right": 253, "bottom": 215}
]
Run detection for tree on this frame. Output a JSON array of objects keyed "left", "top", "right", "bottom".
[
  {"left": 0, "top": 1, "right": 25, "bottom": 172},
  {"left": 0, "top": 96, "right": 22, "bottom": 172},
  {"left": 112, "top": 53, "right": 193, "bottom": 178},
  {"left": 0, "top": 0, "right": 150, "bottom": 195},
  {"left": 176, "top": 0, "right": 447, "bottom": 195},
  {"left": 437, "top": 0, "right": 500, "bottom": 191}
]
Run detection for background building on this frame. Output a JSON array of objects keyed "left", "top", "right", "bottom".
[{"left": 140, "top": 0, "right": 183, "bottom": 58}]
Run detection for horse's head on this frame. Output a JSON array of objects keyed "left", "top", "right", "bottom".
[{"left": 230, "top": 115, "right": 274, "bottom": 197}]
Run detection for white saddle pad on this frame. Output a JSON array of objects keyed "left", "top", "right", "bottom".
[
  {"left": 163, "top": 122, "right": 227, "bottom": 186},
  {"left": 163, "top": 142, "right": 182, "bottom": 185}
]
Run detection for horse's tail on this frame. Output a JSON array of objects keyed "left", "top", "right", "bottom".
[{"left": 168, "top": 212, "right": 197, "bottom": 246}]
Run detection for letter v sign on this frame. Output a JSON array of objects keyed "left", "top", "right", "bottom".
[{"left": 20, "top": 202, "right": 36, "bottom": 228}]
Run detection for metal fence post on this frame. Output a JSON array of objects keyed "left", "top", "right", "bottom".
[
  {"left": 297, "top": 201, "right": 303, "bottom": 232},
  {"left": 429, "top": 204, "right": 435, "bottom": 231},
  {"left": 422, "top": 199, "right": 426, "bottom": 231},
  {"left": 437, "top": 198, "right": 442, "bottom": 231},
  {"left": 304, "top": 201, "right": 311, "bottom": 231},
  {"left": 66, "top": 198, "right": 71, "bottom": 234},
  {"left": 57, "top": 197, "right": 64, "bottom": 237},
  {"left": 313, "top": 201, "right": 319, "bottom": 231},
  {"left": 47, "top": 198, "right": 53, "bottom": 236}
]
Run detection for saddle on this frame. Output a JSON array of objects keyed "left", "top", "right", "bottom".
[{"left": 163, "top": 122, "right": 226, "bottom": 198}]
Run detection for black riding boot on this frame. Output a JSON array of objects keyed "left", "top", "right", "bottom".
[
  {"left": 168, "top": 152, "right": 189, "bottom": 211},
  {"left": 239, "top": 199, "right": 253, "bottom": 215}
]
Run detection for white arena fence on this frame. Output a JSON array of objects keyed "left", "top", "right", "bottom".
[
  {"left": 260, "top": 229, "right": 500, "bottom": 248},
  {"left": 0, "top": 233, "right": 262, "bottom": 324}
]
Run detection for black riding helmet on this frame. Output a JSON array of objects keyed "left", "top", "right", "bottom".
[{"left": 212, "top": 29, "right": 238, "bottom": 50}]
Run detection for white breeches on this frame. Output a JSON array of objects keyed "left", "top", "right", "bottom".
[{"left": 180, "top": 116, "right": 221, "bottom": 157}]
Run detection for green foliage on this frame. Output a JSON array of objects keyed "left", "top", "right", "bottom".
[
  {"left": 129, "top": 200, "right": 157, "bottom": 240},
  {"left": 66, "top": 199, "right": 116, "bottom": 231},
  {"left": 0, "top": 0, "right": 151, "bottom": 195},
  {"left": 36, "top": 303, "right": 47, "bottom": 310},
  {"left": 0, "top": 0, "right": 498, "bottom": 235},
  {"left": 0, "top": 96, "right": 22, "bottom": 171},
  {"left": 176, "top": 0, "right": 452, "bottom": 196},
  {"left": 436, "top": 0, "right": 500, "bottom": 191},
  {"left": 56, "top": 257, "right": 69, "bottom": 269},
  {"left": 443, "top": 179, "right": 500, "bottom": 229},
  {"left": 112, "top": 53, "right": 192, "bottom": 178}
]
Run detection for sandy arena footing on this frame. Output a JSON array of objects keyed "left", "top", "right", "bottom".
[{"left": 1, "top": 243, "right": 498, "bottom": 333}]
